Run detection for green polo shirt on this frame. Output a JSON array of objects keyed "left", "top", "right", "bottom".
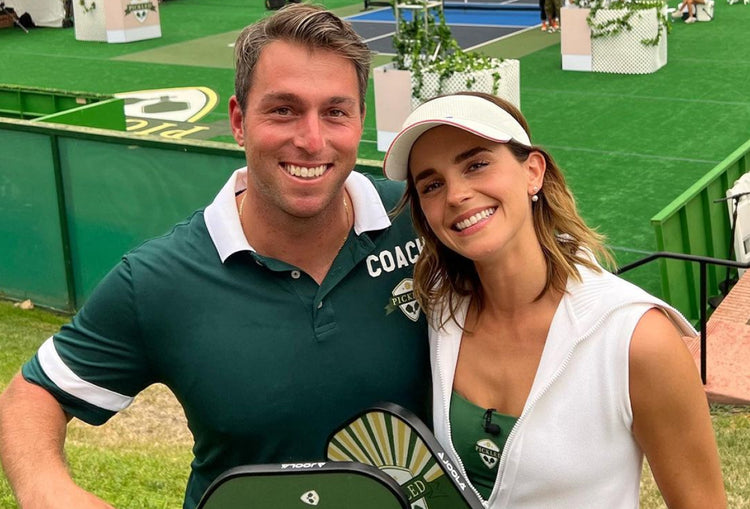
[{"left": 23, "top": 169, "right": 430, "bottom": 509}]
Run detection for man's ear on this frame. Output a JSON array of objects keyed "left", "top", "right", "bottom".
[{"left": 228, "top": 95, "right": 245, "bottom": 147}]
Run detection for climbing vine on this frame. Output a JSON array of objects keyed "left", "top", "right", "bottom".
[
  {"left": 391, "top": 2, "right": 504, "bottom": 100},
  {"left": 582, "top": 0, "right": 670, "bottom": 46}
]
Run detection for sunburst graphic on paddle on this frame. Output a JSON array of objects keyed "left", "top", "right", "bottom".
[{"left": 326, "top": 404, "right": 484, "bottom": 509}]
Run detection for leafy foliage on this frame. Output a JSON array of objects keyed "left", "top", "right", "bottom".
[
  {"left": 391, "top": 2, "right": 504, "bottom": 100},
  {"left": 581, "top": 0, "right": 671, "bottom": 46}
]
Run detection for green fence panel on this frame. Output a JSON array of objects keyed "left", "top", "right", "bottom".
[
  {"left": 57, "top": 137, "right": 245, "bottom": 305},
  {"left": 0, "top": 114, "right": 387, "bottom": 310},
  {"left": 355, "top": 159, "right": 381, "bottom": 177},
  {"left": 0, "top": 85, "right": 109, "bottom": 120},
  {"left": 651, "top": 139, "right": 750, "bottom": 323},
  {"left": 0, "top": 129, "right": 70, "bottom": 308},
  {"left": 35, "top": 99, "right": 127, "bottom": 132}
]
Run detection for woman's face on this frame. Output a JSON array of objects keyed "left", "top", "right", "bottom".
[{"left": 408, "top": 125, "right": 545, "bottom": 265}]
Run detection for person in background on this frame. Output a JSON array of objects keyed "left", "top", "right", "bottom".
[
  {"left": 0, "top": 5, "right": 430, "bottom": 509},
  {"left": 544, "top": 0, "right": 561, "bottom": 31},
  {"left": 383, "top": 91, "right": 726, "bottom": 508},
  {"left": 672, "top": 0, "right": 712, "bottom": 23},
  {"left": 539, "top": 0, "right": 549, "bottom": 31}
]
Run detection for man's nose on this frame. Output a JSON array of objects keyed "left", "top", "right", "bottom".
[{"left": 294, "top": 113, "right": 325, "bottom": 154}]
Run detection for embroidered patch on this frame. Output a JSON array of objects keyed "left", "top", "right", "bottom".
[
  {"left": 475, "top": 439, "right": 500, "bottom": 470},
  {"left": 385, "top": 278, "right": 421, "bottom": 322}
]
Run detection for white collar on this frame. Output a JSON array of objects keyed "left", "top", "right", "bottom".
[{"left": 204, "top": 167, "right": 393, "bottom": 263}]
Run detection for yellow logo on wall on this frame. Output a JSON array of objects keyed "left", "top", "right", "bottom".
[{"left": 115, "top": 86, "right": 223, "bottom": 140}]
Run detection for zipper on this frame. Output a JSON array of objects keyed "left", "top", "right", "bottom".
[
  {"left": 490, "top": 304, "right": 629, "bottom": 494},
  {"left": 439, "top": 293, "right": 693, "bottom": 508},
  {"left": 436, "top": 327, "right": 489, "bottom": 507},
  {"left": 490, "top": 298, "right": 685, "bottom": 506}
]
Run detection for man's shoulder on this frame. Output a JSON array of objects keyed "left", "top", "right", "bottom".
[{"left": 127, "top": 209, "right": 210, "bottom": 260}]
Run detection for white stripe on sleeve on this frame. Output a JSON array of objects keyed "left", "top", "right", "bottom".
[{"left": 37, "top": 337, "right": 134, "bottom": 412}]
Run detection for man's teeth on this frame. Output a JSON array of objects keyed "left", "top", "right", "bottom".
[
  {"left": 455, "top": 208, "right": 496, "bottom": 231},
  {"left": 286, "top": 164, "right": 327, "bottom": 178}
]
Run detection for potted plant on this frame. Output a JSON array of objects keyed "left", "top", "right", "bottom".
[
  {"left": 373, "top": 2, "right": 520, "bottom": 151},
  {"left": 560, "top": 0, "right": 669, "bottom": 73}
]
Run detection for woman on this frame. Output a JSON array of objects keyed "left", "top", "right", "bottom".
[{"left": 384, "top": 92, "right": 726, "bottom": 508}]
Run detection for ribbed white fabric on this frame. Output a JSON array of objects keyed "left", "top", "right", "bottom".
[{"left": 431, "top": 264, "right": 695, "bottom": 508}]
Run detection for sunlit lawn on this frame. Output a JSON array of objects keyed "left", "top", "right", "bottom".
[{"left": 0, "top": 300, "right": 747, "bottom": 507}]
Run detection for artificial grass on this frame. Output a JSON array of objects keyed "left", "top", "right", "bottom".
[
  {"left": 510, "top": 9, "right": 750, "bottom": 293},
  {"left": 1, "top": 300, "right": 749, "bottom": 507},
  {"left": 1, "top": 0, "right": 749, "bottom": 299}
]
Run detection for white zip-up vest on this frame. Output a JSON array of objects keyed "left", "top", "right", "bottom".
[{"left": 431, "top": 265, "right": 695, "bottom": 508}]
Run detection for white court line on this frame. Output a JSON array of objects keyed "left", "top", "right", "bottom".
[
  {"left": 610, "top": 246, "right": 659, "bottom": 255},
  {"left": 343, "top": 7, "right": 391, "bottom": 19},
  {"left": 363, "top": 32, "right": 397, "bottom": 44},
  {"left": 355, "top": 23, "right": 535, "bottom": 52},
  {"left": 357, "top": 139, "right": 722, "bottom": 162},
  {"left": 445, "top": 0, "right": 538, "bottom": 5},
  {"left": 466, "top": 24, "right": 540, "bottom": 50},
  {"left": 351, "top": 18, "right": 532, "bottom": 29},
  {"left": 524, "top": 87, "right": 750, "bottom": 107},
  {"left": 543, "top": 144, "right": 721, "bottom": 165}
]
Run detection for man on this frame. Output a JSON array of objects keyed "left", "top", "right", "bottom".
[{"left": 0, "top": 5, "right": 429, "bottom": 508}]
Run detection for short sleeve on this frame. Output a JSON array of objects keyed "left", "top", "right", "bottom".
[{"left": 22, "top": 257, "right": 155, "bottom": 425}]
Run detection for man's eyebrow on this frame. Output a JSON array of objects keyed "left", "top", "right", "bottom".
[
  {"left": 328, "top": 96, "right": 357, "bottom": 106},
  {"left": 258, "top": 93, "right": 356, "bottom": 106},
  {"left": 258, "top": 92, "right": 301, "bottom": 105}
]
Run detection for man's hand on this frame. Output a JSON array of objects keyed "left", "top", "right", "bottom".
[{"left": 0, "top": 374, "right": 116, "bottom": 509}]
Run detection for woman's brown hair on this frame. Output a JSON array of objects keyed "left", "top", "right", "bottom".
[{"left": 392, "top": 91, "right": 613, "bottom": 327}]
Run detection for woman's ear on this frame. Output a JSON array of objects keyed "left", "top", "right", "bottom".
[{"left": 526, "top": 151, "right": 546, "bottom": 190}]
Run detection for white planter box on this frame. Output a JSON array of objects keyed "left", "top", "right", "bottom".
[
  {"left": 561, "top": 5, "right": 667, "bottom": 74},
  {"left": 373, "top": 59, "right": 520, "bottom": 152},
  {"left": 73, "top": 0, "right": 106, "bottom": 41}
]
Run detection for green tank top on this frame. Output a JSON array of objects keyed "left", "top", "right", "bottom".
[{"left": 449, "top": 391, "right": 519, "bottom": 500}]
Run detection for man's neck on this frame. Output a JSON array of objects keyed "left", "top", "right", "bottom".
[{"left": 237, "top": 190, "right": 352, "bottom": 284}]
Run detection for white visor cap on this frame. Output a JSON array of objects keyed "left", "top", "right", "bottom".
[{"left": 383, "top": 94, "right": 532, "bottom": 181}]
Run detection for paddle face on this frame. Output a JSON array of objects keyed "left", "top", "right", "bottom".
[
  {"left": 197, "top": 462, "right": 410, "bottom": 509},
  {"left": 326, "top": 402, "right": 485, "bottom": 509}
]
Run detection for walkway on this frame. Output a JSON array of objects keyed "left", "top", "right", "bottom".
[{"left": 684, "top": 271, "right": 750, "bottom": 405}]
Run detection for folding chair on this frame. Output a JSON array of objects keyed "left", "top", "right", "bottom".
[{"left": 726, "top": 173, "right": 750, "bottom": 277}]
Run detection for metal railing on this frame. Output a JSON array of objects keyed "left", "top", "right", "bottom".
[{"left": 615, "top": 252, "right": 750, "bottom": 384}]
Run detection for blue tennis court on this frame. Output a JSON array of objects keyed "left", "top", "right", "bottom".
[{"left": 346, "top": 2, "right": 541, "bottom": 54}]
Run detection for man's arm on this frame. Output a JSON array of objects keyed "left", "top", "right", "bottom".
[{"left": 0, "top": 373, "right": 115, "bottom": 509}]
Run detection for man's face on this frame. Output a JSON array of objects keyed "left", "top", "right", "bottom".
[{"left": 229, "top": 40, "right": 364, "bottom": 220}]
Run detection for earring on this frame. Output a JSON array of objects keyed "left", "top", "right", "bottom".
[{"left": 531, "top": 186, "right": 539, "bottom": 202}]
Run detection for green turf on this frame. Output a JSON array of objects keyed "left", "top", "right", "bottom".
[
  {"left": 508, "top": 8, "right": 750, "bottom": 293},
  {"left": 114, "top": 32, "right": 237, "bottom": 68},
  {"left": 1, "top": 0, "right": 749, "bottom": 298}
]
